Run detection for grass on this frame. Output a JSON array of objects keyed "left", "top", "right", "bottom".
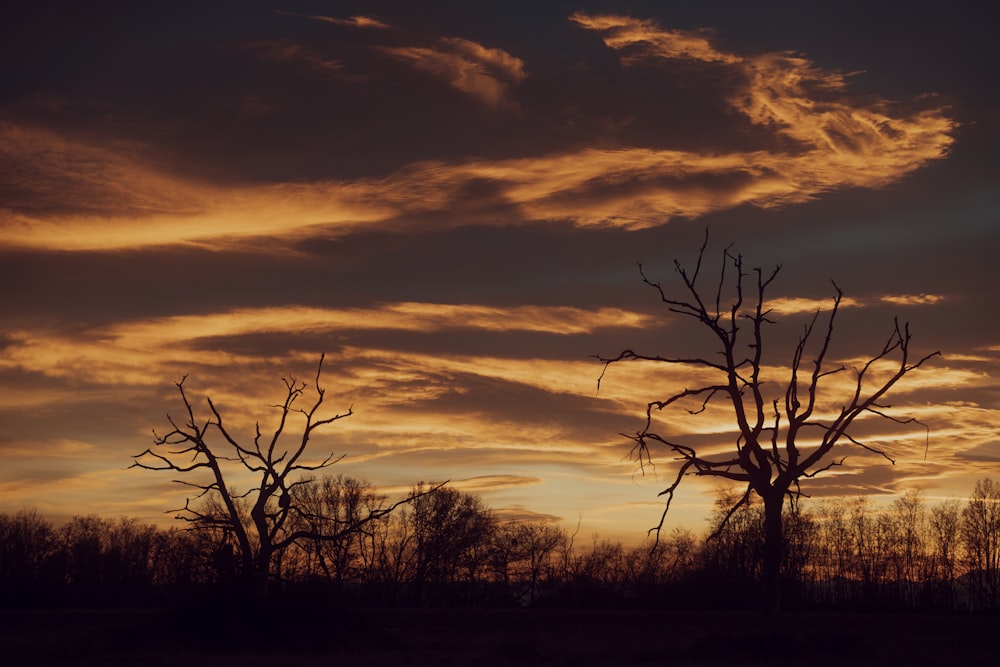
[{"left": 0, "top": 607, "right": 995, "bottom": 666}]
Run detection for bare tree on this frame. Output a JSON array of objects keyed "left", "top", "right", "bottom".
[
  {"left": 405, "top": 484, "right": 495, "bottom": 604},
  {"left": 961, "top": 477, "right": 1000, "bottom": 609},
  {"left": 0, "top": 510, "right": 59, "bottom": 605},
  {"left": 289, "top": 475, "right": 388, "bottom": 585},
  {"left": 928, "top": 498, "right": 961, "bottom": 608},
  {"left": 132, "top": 355, "right": 431, "bottom": 599},
  {"left": 489, "top": 521, "right": 567, "bottom": 604},
  {"left": 887, "top": 489, "right": 928, "bottom": 606},
  {"left": 598, "top": 237, "right": 938, "bottom": 636}
]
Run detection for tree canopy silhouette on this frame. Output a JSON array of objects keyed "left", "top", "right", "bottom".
[
  {"left": 598, "top": 236, "right": 939, "bottom": 637},
  {"left": 131, "top": 354, "right": 434, "bottom": 599}
]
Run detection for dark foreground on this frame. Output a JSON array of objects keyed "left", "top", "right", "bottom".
[{"left": 1, "top": 607, "right": 995, "bottom": 666}]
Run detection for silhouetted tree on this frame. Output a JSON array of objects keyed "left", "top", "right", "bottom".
[
  {"left": 780, "top": 501, "right": 818, "bottom": 604},
  {"left": 132, "top": 355, "right": 431, "bottom": 600},
  {"left": 289, "top": 475, "right": 388, "bottom": 586},
  {"left": 886, "top": 490, "right": 929, "bottom": 606},
  {"left": 599, "top": 236, "right": 938, "bottom": 637},
  {"left": 700, "top": 488, "right": 763, "bottom": 604},
  {"left": 812, "top": 498, "right": 854, "bottom": 605},
  {"left": 0, "top": 510, "right": 58, "bottom": 606},
  {"left": 961, "top": 478, "right": 1000, "bottom": 609},
  {"left": 148, "top": 527, "right": 213, "bottom": 592},
  {"left": 500, "top": 521, "right": 566, "bottom": 603},
  {"left": 405, "top": 484, "right": 494, "bottom": 604},
  {"left": 53, "top": 515, "right": 160, "bottom": 605},
  {"left": 928, "top": 498, "right": 962, "bottom": 608},
  {"left": 622, "top": 529, "right": 698, "bottom": 606}
]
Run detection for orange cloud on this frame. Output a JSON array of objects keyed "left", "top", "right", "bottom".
[
  {"left": 880, "top": 293, "right": 947, "bottom": 306},
  {"left": 447, "top": 475, "right": 544, "bottom": 493},
  {"left": 569, "top": 12, "right": 738, "bottom": 64},
  {"left": 570, "top": 12, "right": 954, "bottom": 201},
  {"left": 0, "top": 14, "right": 954, "bottom": 252},
  {"left": 0, "top": 303, "right": 651, "bottom": 387},
  {"left": 0, "top": 122, "right": 391, "bottom": 250},
  {"left": 307, "top": 14, "right": 391, "bottom": 30},
  {"left": 378, "top": 37, "right": 526, "bottom": 108},
  {"left": 0, "top": 438, "right": 97, "bottom": 458},
  {"left": 764, "top": 295, "right": 863, "bottom": 316},
  {"left": 274, "top": 10, "right": 393, "bottom": 30},
  {"left": 751, "top": 293, "right": 945, "bottom": 316}
]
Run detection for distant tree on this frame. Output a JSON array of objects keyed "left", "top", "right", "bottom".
[
  {"left": 593, "top": 538, "right": 629, "bottom": 586},
  {"left": 289, "top": 475, "right": 388, "bottom": 585},
  {"left": 503, "top": 521, "right": 566, "bottom": 603},
  {"left": 813, "top": 498, "right": 855, "bottom": 604},
  {"left": 779, "top": 501, "right": 818, "bottom": 603},
  {"left": 961, "top": 477, "right": 1000, "bottom": 609},
  {"left": 599, "top": 237, "right": 938, "bottom": 637},
  {"left": 928, "top": 498, "right": 962, "bottom": 608},
  {"left": 658, "top": 527, "right": 698, "bottom": 584},
  {"left": 847, "top": 497, "right": 882, "bottom": 599},
  {"left": 148, "top": 527, "right": 212, "bottom": 591},
  {"left": 405, "top": 484, "right": 495, "bottom": 604},
  {"left": 487, "top": 521, "right": 558, "bottom": 603},
  {"left": 57, "top": 515, "right": 159, "bottom": 605},
  {"left": 132, "top": 355, "right": 433, "bottom": 600},
  {"left": 623, "top": 529, "right": 699, "bottom": 606},
  {"left": 699, "top": 488, "right": 764, "bottom": 605},
  {"left": 0, "top": 510, "right": 58, "bottom": 605},
  {"left": 887, "top": 490, "right": 929, "bottom": 606}
]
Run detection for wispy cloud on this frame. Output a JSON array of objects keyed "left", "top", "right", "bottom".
[
  {"left": 0, "top": 303, "right": 651, "bottom": 386},
  {"left": 570, "top": 13, "right": 738, "bottom": 64},
  {"left": 378, "top": 37, "right": 526, "bottom": 108},
  {"left": 0, "top": 13, "right": 954, "bottom": 252},
  {"left": 304, "top": 14, "right": 392, "bottom": 30},
  {"left": 765, "top": 295, "right": 863, "bottom": 315},
  {"left": 250, "top": 41, "right": 344, "bottom": 73},
  {"left": 570, "top": 11, "right": 955, "bottom": 204},
  {"left": 0, "top": 121, "right": 202, "bottom": 222},
  {"left": 880, "top": 293, "right": 947, "bottom": 306},
  {"left": 281, "top": 11, "right": 521, "bottom": 107},
  {"left": 448, "top": 475, "right": 543, "bottom": 493},
  {"left": 0, "top": 438, "right": 97, "bottom": 458},
  {"left": 274, "top": 9, "right": 393, "bottom": 30},
  {"left": 764, "top": 293, "right": 947, "bottom": 315}
]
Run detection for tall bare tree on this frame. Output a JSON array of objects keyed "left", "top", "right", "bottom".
[
  {"left": 598, "top": 237, "right": 938, "bottom": 636},
  {"left": 132, "top": 355, "right": 430, "bottom": 599}
]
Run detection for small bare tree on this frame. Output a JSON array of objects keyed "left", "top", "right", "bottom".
[
  {"left": 132, "top": 354, "right": 428, "bottom": 599},
  {"left": 598, "top": 237, "right": 938, "bottom": 637},
  {"left": 961, "top": 478, "right": 1000, "bottom": 609}
]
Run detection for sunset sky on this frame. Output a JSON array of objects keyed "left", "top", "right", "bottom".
[{"left": 1, "top": 0, "right": 996, "bottom": 544}]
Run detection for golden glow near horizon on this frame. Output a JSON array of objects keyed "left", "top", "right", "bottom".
[
  {"left": 3, "top": 291, "right": 994, "bottom": 537},
  {"left": 0, "top": 7, "right": 995, "bottom": 543}
]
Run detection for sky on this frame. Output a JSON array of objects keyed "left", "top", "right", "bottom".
[{"left": 1, "top": 0, "right": 997, "bottom": 544}]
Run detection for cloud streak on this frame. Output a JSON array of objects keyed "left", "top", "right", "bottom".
[
  {"left": 300, "top": 14, "right": 392, "bottom": 30},
  {"left": 378, "top": 37, "right": 526, "bottom": 108},
  {"left": 0, "top": 13, "right": 954, "bottom": 252},
  {"left": 0, "top": 303, "right": 651, "bottom": 385}
]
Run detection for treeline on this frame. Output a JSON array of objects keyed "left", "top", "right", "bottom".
[{"left": 3, "top": 477, "right": 1000, "bottom": 611}]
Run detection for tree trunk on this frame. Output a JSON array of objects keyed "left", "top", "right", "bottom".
[
  {"left": 761, "top": 493, "right": 783, "bottom": 641},
  {"left": 253, "top": 569, "right": 270, "bottom": 601},
  {"left": 251, "top": 545, "right": 272, "bottom": 601}
]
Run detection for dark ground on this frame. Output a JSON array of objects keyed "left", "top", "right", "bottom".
[{"left": 0, "top": 607, "right": 996, "bottom": 666}]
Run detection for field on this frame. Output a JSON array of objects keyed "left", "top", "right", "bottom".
[{"left": 1, "top": 607, "right": 995, "bottom": 666}]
